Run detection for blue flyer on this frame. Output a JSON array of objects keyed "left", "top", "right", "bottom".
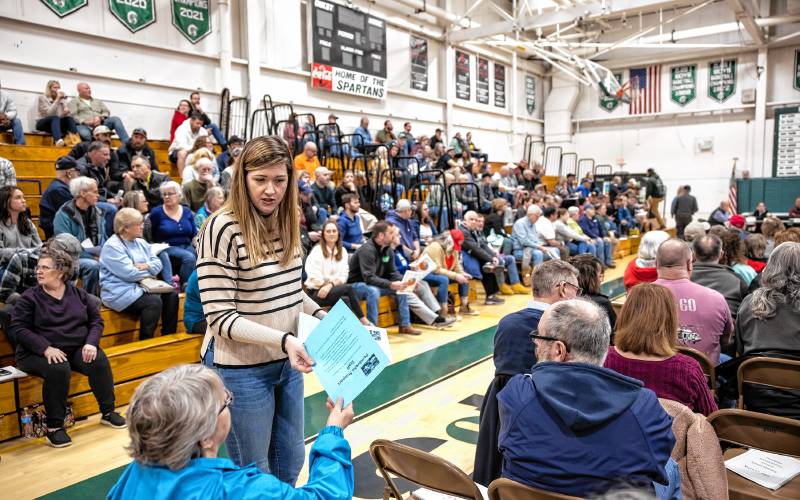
[{"left": 303, "top": 300, "right": 390, "bottom": 406}]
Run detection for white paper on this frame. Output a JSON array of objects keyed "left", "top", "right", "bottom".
[
  {"left": 725, "top": 448, "right": 800, "bottom": 490},
  {"left": 0, "top": 366, "right": 28, "bottom": 383},
  {"left": 397, "top": 270, "right": 423, "bottom": 295},
  {"left": 297, "top": 312, "right": 321, "bottom": 343},
  {"left": 412, "top": 484, "right": 488, "bottom": 500},
  {"left": 81, "top": 238, "right": 94, "bottom": 249},
  {"left": 411, "top": 254, "right": 437, "bottom": 278},
  {"left": 149, "top": 243, "right": 170, "bottom": 256}
]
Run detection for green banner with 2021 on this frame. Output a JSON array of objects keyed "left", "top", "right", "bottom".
[{"left": 172, "top": 0, "right": 212, "bottom": 44}]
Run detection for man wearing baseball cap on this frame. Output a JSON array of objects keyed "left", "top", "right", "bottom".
[
  {"left": 39, "top": 156, "right": 80, "bottom": 238},
  {"left": 118, "top": 127, "right": 158, "bottom": 173}
]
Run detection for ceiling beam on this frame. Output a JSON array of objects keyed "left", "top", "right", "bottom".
[
  {"left": 726, "top": 0, "right": 766, "bottom": 45},
  {"left": 447, "top": 0, "right": 694, "bottom": 43}
]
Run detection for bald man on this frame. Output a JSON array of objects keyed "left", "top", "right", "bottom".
[
  {"left": 68, "top": 82, "right": 129, "bottom": 143},
  {"left": 654, "top": 238, "right": 733, "bottom": 365},
  {"left": 293, "top": 141, "right": 321, "bottom": 179}
]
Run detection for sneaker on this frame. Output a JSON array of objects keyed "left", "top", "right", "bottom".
[
  {"left": 433, "top": 315, "right": 455, "bottom": 328},
  {"left": 55, "top": 139, "right": 65, "bottom": 147},
  {"left": 398, "top": 325, "right": 422, "bottom": 335},
  {"left": 45, "top": 428, "right": 72, "bottom": 448},
  {"left": 485, "top": 296, "right": 505, "bottom": 305},
  {"left": 606, "top": 262, "right": 617, "bottom": 269},
  {"left": 459, "top": 304, "right": 480, "bottom": 316},
  {"left": 498, "top": 283, "right": 514, "bottom": 295},
  {"left": 100, "top": 411, "right": 127, "bottom": 429}
]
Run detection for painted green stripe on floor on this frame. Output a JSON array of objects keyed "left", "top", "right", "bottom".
[{"left": 40, "top": 326, "right": 497, "bottom": 500}]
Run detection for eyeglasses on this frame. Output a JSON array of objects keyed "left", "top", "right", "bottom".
[
  {"left": 218, "top": 389, "right": 233, "bottom": 415},
  {"left": 35, "top": 265, "right": 54, "bottom": 272},
  {"left": 529, "top": 329, "right": 571, "bottom": 353},
  {"left": 162, "top": 192, "right": 178, "bottom": 198},
  {"left": 560, "top": 281, "right": 583, "bottom": 296}
]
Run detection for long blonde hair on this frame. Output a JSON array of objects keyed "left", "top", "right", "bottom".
[
  {"left": 45, "top": 80, "right": 60, "bottom": 97},
  {"left": 220, "top": 136, "right": 300, "bottom": 266}
]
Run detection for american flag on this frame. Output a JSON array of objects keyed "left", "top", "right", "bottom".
[
  {"left": 728, "top": 165, "right": 738, "bottom": 213},
  {"left": 629, "top": 65, "right": 661, "bottom": 114}
]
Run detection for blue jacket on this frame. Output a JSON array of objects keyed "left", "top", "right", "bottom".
[
  {"left": 53, "top": 199, "right": 107, "bottom": 259},
  {"left": 385, "top": 210, "right": 418, "bottom": 253},
  {"left": 183, "top": 270, "right": 203, "bottom": 332},
  {"left": 578, "top": 214, "right": 603, "bottom": 239},
  {"left": 99, "top": 235, "right": 163, "bottom": 311},
  {"left": 612, "top": 205, "right": 635, "bottom": 228},
  {"left": 149, "top": 205, "right": 197, "bottom": 247},
  {"left": 498, "top": 362, "right": 675, "bottom": 497},
  {"left": 494, "top": 307, "right": 544, "bottom": 376},
  {"left": 337, "top": 212, "right": 363, "bottom": 251},
  {"left": 354, "top": 126, "right": 372, "bottom": 148},
  {"left": 510, "top": 218, "right": 542, "bottom": 253},
  {"left": 108, "top": 426, "right": 353, "bottom": 500},
  {"left": 575, "top": 185, "right": 591, "bottom": 198},
  {"left": 39, "top": 179, "right": 72, "bottom": 238},
  {"left": 394, "top": 246, "right": 410, "bottom": 274}
]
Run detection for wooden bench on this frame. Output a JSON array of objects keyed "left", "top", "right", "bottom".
[{"left": 366, "top": 282, "right": 477, "bottom": 328}]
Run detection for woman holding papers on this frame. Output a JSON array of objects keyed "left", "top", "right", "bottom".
[
  {"left": 305, "top": 220, "right": 371, "bottom": 325},
  {"left": 197, "top": 136, "right": 327, "bottom": 483}
]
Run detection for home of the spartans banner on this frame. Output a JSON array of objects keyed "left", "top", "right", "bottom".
[{"left": 109, "top": 0, "right": 156, "bottom": 33}]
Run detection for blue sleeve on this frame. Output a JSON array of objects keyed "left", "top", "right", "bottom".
[
  {"left": 100, "top": 240, "right": 152, "bottom": 283},
  {"left": 337, "top": 217, "right": 354, "bottom": 251},
  {"left": 636, "top": 390, "right": 676, "bottom": 487},
  {"left": 142, "top": 240, "right": 163, "bottom": 275},
  {"left": 226, "top": 426, "right": 354, "bottom": 500}
]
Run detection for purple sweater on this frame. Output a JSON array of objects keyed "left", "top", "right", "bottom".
[
  {"left": 604, "top": 347, "right": 718, "bottom": 416},
  {"left": 11, "top": 284, "right": 104, "bottom": 360}
]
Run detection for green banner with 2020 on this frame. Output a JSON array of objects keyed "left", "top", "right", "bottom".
[
  {"left": 172, "top": 0, "right": 211, "bottom": 44},
  {"left": 109, "top": 0, "right": 156, "bottom": 33}
]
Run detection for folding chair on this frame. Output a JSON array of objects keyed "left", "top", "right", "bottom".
[
  {"left": 369, "top": 439, "right": 483, "bottom": 499},
  {"left": 707, "top": 409, "right": 800, "bottom": 499},
  {"left": 737, "top": 356, "right": 800, "bottom": 416},
  {"left": 675, "top": 345, "right": 717, "bottom": 393},
  {"left": 487, "top": 478, "right": 581, "bottom": 500}
]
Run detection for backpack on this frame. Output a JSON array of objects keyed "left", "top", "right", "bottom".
[{"left": 651, "top": 176, "right": 666, "bottom": 198}]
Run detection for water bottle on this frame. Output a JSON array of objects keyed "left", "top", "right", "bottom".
[{"left": 20, "top": 408, "right": 33, "bottom": 438}]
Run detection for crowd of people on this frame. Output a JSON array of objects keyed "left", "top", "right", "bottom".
[{"left": 1, "top": 82, "right": 799, "bottom": 498}]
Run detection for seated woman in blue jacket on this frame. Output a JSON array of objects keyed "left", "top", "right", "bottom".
[
  {"left": 99, "top": 208, "right": 179, "bottom": 340},
  {"left": 108, "top": 363, "right": 355, "bottom": 500}
]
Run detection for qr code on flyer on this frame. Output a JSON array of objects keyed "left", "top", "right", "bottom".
[{"left": 361, "top": 354, "right": 380, "bottom": 376}]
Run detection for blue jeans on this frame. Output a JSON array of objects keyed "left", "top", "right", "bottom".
[
  {"left": 79, "top": 257, "right": 100, "bottom": 295},
  {"left": 96, "top": 201, "right": 117, "bottom": 237},
  {"left": 158, "top": 252, "right": 173, "bottom": 283},
  {"left": 202, "top": 340, "right": 304, "bottom": 482},
  {"left": 654, "top": 458, "right": 682, "bottom": 499},
  {"left": 163, "top": 244, "right": 196, "bottom": 287},
  {"left": 592, "top": 238, "right": 612, "bottom": 265},
  {"left": 424, "top": 273, "right": 450, "bottom": 304},
  {"left": 513, "top": 247, "right": 543, "bottom": 270},
  {"left": 206, "top": 123, "right": 228, "bottom": 150},
  {"left": 2, "top": 117, "right": 25, "bottom": 144},
  {"left": 351, "top": 282, "right": 410, "bottom": 326},
  {"left": 76, "top": 116, "right": 129, "bottom": 143},
  {"left": 567, "top": 240, "right": 589, "bottom": 255},
  {"left": 35, "top": 115, "right": 78, "bottom": 142},
  {"left": 500, "top": 255, "right": 520, "bottom": 285}
]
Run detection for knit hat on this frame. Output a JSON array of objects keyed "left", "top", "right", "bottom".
[{"left": 729, "top": 214, "right": 746, "bottom": 229}]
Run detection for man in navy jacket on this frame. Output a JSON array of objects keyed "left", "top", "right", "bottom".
[
  {"left": 498, "top": 299, "right": 675, "bottom": 498},
  {"left": 578, "top": 204, "right": 614, "bottom": 268}
]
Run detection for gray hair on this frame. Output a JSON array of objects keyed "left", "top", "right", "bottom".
[
  {"left": 637, "top": 230, "right": 670, "bottom": 266},
  {"left": 159, "top": 180, "right": 183, "bottom": 201},
  {"left": 750, "top": 242, "right": 800, "bottom": 320},
  {"left": 205, "top": 186, "right": 225, "bottom": 202},
  {"left": 126, "top": 364, "right": 225, "bottom": 471},
  {"left": 532, "top": 260, "right": 579, "bottom": 298},
  {"left": 113, "top": 207, "right": 144, "bottom": 235},
  {"left": 567, "top": 206, "right": 580, "bottom": 215},
  {"left": 527, "top": 204, "right": 542, "bottom": 216},
  {"left": 38, "top": 246, "right": 78, "bottom": 283},
  {"left": 69, "top": 176, "right": 97, "bottom": 198},
  {"left": 544, "top": 298, "right": 611, "bottom": 365}
]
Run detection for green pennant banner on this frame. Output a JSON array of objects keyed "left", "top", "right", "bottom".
[
  {"left": 708, "top": 59, "right": 737, "bottom": 103},
  {"left": 40, "top": 0, "right": 87, "bottom": 18},
  {"left": 670, "top": 64, "right": 696, "bottom": 105},
  {"left": 794, "top": 49, "right": 800, "bottom": 92},
  {"left": 109, "top": 0, "right": 156, "bottom": 33},
  {"left": 599, "top": 73, "right": 622, "bottom": 112},
  {"left": 172, "top": 0, "right": 211, "bottom": 44}
]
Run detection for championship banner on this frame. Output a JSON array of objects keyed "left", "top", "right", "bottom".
[
  {"left": 477, "top": 57, "right": 490, "bottom": 104},
  {"left": 599, "top": 73, "right": 622, "bottom": 112},
  {"left": 310, "top": 0, "right": 387, "bottom": 100},
  {"left": 709, "top": 59, "right": 737, "bottom": 103},
  {"left": 410, "top": 36, "right": 428, "bottom": 92},
  {"left": 172, "top": 0, "right": 211, "bottom": 44},
  {"left": 455, "top": 50, "right": 471, "bottom": 101},
  {"left": 525, "top": 75, "right": 536, "bottom": 114},
  {"left": 41, "top": 0, "right": 87, "bottom": 17},
  {"left": 794, "top": 50, "right": 800, "bottom": 91},
  {"left": 494, "top": 63, "right": 506, "bottom": 108},
  {"left": 670, "top": 64, "right": 696, "bottom": 106},
  {"left": 110, "top": 0, "right": 156, "bottom": 33}
]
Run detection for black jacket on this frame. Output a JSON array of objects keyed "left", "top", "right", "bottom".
[
  {"left": 70, "top": 142, "right": 122, "bottom": 182},
  {"left": 347, "top": 239, "right": 401, "bottom": 289},
  {"left": 691, "top": 262, "right": 748, "bottom": 317},
  {"left": 118, "top": 141, "right": 159, "bottom": 172},
  {"left": 312, "top": 183, "right": 337, "bottom": 213},
  {"left": 128, "top": 171, "right": 170, "bottom": 208},
  {"left": 459, "top": 223, "right": 495, "bottom": 262}
]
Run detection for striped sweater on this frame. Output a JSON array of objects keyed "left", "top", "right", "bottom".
[{"left": 197, "top": 210, "right": 319, "bottom": 367}]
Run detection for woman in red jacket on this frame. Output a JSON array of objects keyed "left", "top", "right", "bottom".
[
  {"left": 169, "top": 99, "right": 192, "bottom": 143},
  {"left": 623, "top": 230, "right": 669, "bottom": 291}
]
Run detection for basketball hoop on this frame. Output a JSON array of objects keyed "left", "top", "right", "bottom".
[{"left": 614, "top": 80, "right": 632, "bottom": 104}]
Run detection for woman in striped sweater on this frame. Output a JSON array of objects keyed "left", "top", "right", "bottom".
[{"left": 198, "top": 136, "right": 333, "bottom": 484}]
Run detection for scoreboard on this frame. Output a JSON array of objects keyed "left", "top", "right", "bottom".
[{"left": 310, "top": 0, "right": 388, "bottom": 99}]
